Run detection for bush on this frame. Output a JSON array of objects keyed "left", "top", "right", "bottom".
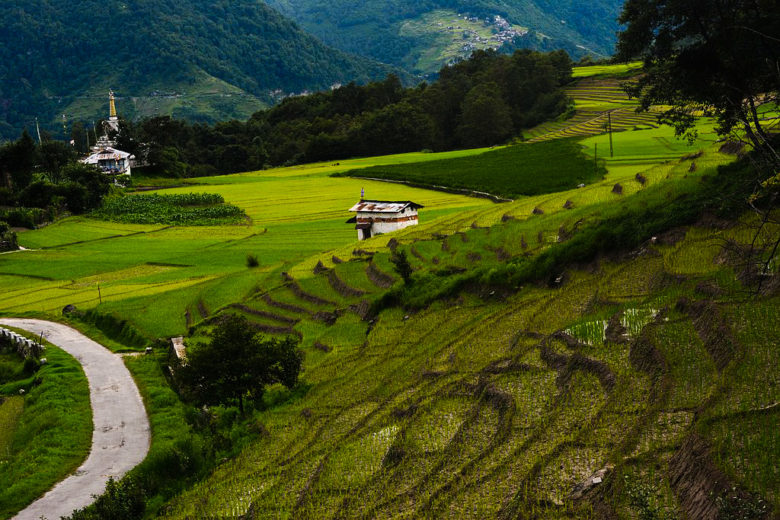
[
  {"left": 22, "top": 357, "right": 40, "bottom": 375},
  {"left": 0, "top": 207, "right": 52, "bottom": 228},
  {"left": 64, "top": 477, "right": 145, "bottom": 520},
  {"left": 390, "top": 250, "right": 413, "bottom": 284},
  {"left": 81, "top": 310, "right": 148, "bottom": 349}
]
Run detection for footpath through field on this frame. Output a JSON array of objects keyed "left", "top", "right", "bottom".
[{"left": 0, "top": 319, "right": 150, "bottom": 520}]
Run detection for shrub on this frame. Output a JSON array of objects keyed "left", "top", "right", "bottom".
[
  {"left": 390, "top": 250, "right": 413, "bottom": 284},
  {"left": 65, "top": 477, "right": 145, "bottom": 520}
]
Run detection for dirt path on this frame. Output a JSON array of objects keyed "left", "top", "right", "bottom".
[{"left": 0, "top": 318, "right": 150, "bottom": 520}]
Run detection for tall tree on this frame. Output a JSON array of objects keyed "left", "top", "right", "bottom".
[
  {"left": 0, "top": 130, "right": 37, "bottom": 190},
  {"left": 617, "top": 0, "right": 779, "bottom": 164},
  {"left": 179, "top": 314, "right": 303, "bottom": 413},
  {"left": 457, "top": 82, "right": 514, "bottom": 148}
]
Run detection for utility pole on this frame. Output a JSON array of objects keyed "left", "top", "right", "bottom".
[{"left": 608, "top": 111, "right": 614, "bottom": 158}]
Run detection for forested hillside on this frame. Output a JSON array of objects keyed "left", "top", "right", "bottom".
[
  {"left": 264, "top": 0, "right": 624, "bottom": 72},
  {"left": 0, "top": 0, "right": 398, "bottom": 140},
  {"left": 116, "top": 50, "right": 573, "bottom": 176}
]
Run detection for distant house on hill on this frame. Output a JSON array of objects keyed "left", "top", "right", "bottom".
[{"left": 347, "top": 200, "right": 423, "bottom": 240}]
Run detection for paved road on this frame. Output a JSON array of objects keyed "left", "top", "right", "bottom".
[{"left": 0, "top": 319, "right": 150, "bottom": 520}]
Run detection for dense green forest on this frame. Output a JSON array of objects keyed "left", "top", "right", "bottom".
[
  {"left": 0, "top": 131, "right": 111, "bottom": 232},
  {"left": 118, "top": 49, "right": 573, "bottom": 176},
  {"left": 0, "top": 0, "right": 399, "bottom": 140},
  {"left": 265, "top": 0, "right": 624, "bottom": 70}
]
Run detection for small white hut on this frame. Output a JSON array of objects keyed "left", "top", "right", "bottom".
[{"left": 347, "top": 200, "right": 423, "bottom": 240}]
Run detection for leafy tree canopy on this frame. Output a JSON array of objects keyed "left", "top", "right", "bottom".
[
  {"left": 617, "top": 0, "right": 779, "bottom": 164},
  {"left": 179, "top": 315, "right": 304, "bottom": 413}
]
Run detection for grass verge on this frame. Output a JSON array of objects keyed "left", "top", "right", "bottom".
[{"left": 0, "top": 332, "right": 91, "bottom": 518}]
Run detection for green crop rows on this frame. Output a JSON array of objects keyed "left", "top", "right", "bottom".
[
  {"left": 337, "top": 138, "right": 606, "bottom": 199},
  {"left": 93, "top": 192, "right": 247, "bottom": 225}
]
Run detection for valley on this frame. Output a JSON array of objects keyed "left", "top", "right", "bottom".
[
  {"left": 0, "top": 0, "right": 778, "bottom": 508},
  {"left": 1, "top": 63, "right": 777, "bottom": 518}
]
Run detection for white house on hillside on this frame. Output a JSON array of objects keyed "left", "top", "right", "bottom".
[{"left": 347, "top": 200, "right": 423, "bottom": 240}]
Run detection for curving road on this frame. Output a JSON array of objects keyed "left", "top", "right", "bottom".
[{"left": 0, "top": 319, "right": 150, "bottom": 520}]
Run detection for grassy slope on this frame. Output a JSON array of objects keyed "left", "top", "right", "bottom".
[
  {"left": 398, "top": 9, "right": 528, "bottom": 72},
  {"left": 0, "top": 150, "right": 492, "bottom": 339},
  {"left": 337, "top": 138, "right": 606, "bottom": 199},
  {"left": 160, "top": 213, "right": 779, "bottom": 518},
  {"left": 0, "top": 333, "right": 91, "bottom": 519},
  {"left": 155, "top": 116, "right": 780, "bottom": 517},
  {"left": 2, "top": 68, "right": 777, "bottom": 518}
]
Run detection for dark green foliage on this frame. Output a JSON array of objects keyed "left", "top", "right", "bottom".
[
  {"left": 0, "top": 130, "right": 37, "bottom": 190},
  {"left": 38, "top": 140, "right": 78, "bottom": 182},
  {"left": 0, "top": 220, "right": 17, "bottom": 251},
  {"left": 123, "top": 50, "right": 572, "bottom": 174},
  {"left": 617, "top": 0, "right": 779, "bottom": 162},
  {"left": 457, "top": 82, "right": 514, "bottom": 147},
  {"left": 390, "top": 250, "right": 414, "bottom": 284},
  {"left": 59, "top": 163, "right": 111, "bottom": 210},
  {"left": 714, "top": 489, "right": 770, "bottom": 520},
  {"left": 0, "top": 132, "right": 109, "bottom": 225},
  {"left": 0, "top": 207, "right": 54, "bottom": 228},
  {"left": 93, "top": 193, "right": 245, "bottom": 225},
  {"left": 339, "top": 138, "right": 604, "bottom": 198},
  {"left": 178, "top": 315, "right": 303, "bottom": 413},
  {"left": 64, "top": 477, "right": 145, "bottom": 520},
  {"left": 0, "top": 0, "right": 399, "bottom": 139}
]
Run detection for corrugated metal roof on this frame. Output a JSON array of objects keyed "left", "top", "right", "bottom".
[
  {"left": 348, "top": 200, "right": 424, "bottom": 213},
  {"left": 82, "top": 147, "right": 134, "bottom": 164}
]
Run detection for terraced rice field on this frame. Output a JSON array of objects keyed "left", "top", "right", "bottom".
[
  {"left": 160, "top": 216, "right": 779, "bottom": 518},
  {"left": 141, "top": 112, "right": 780, "bottom": 518},
  {"left": 3, "top": 93, "right": 776, "bottom": 519},
  {"left": 526, "top": 77, "right": 662, "bottom": 143},
  {"left": 0, "top": 153, "right": 492, "bottom": 339}
]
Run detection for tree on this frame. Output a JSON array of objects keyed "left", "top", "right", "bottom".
[
  {"left": 617, "top": 0, "right": 779, "bottom": 164},
  {"left": 39, "top": 139, "right": 77, "bottom": 182},
  {"left": 390, "top": 249, "right": 413, "bottom": 284},
  {"left": 61, "top": 162, "right": 111, "bottom": 211},
  {"left": 457, "top": 82, "right": 514, "bottom": 148},
  {"left": 0, "top": 130, "right": 37, "bottom": 190},
  {"left": 179, "top": 315, "right": 303, "bottom": 413}
]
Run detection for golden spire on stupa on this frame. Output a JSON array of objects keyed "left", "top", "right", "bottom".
[{"left": 109, "top": 90, "right": 117, "bottom": 120}]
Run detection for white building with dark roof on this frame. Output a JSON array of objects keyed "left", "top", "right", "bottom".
[
  {"left": 347, "top": 200, "right": 423, "bottom": 240},
  {"left": 83, "top": 147, "right": 134, "bottom": 176}
]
